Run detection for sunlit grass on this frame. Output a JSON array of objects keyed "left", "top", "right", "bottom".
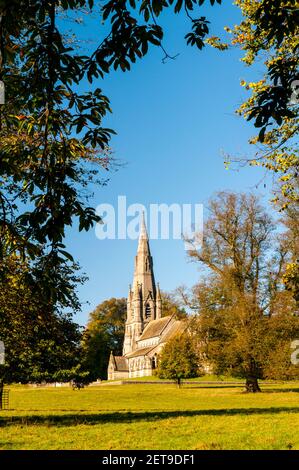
[{"left": 0, "top": 381, "right": 298, "bottom": 450}]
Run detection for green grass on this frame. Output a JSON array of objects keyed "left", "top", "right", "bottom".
[{"left": 1, "top": 381, "right": 299, "bottom": 450}]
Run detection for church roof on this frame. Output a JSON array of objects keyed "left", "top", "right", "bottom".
[
  {"left": 125, "top": 345, "right": 156, "bottom": 358},
  {"left": 138, "top": 315, "right": 172, "bottom": 341},
  {"left": 161, "top": 319, "right": 186, "bottom": 342},
  {"left": 113, "top": 356, "right": 129, "bottom": 371}
]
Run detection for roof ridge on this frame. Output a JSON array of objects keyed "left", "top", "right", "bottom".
[
  {"left": 158, "top": 314, "right": 173, "bottom": 336},
  {"left": 138, "top": 315, "right": 173, "bottom": 341},
  {"left": 125, "top": 344, "right": 157, "bottom": 358},
  {"left": 147, "top": 315, "right": 171, "bottom": 324}
]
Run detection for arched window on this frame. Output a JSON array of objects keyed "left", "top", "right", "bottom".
[
  {"left": 151, "top": 355, "right": 157, "bottom": 370},
  {"left": 145, "top": 303, "right": 151, "bottom": 319}
]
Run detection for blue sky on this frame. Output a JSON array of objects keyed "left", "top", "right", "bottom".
[{"left": 63, "top": 1, "right": 274, "bottom": 325}]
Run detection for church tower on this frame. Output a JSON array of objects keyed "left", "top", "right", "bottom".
[{"left": 123, "top": 214, "right": 161, "bottom": 355}]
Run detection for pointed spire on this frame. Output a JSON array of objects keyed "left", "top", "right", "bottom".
[
  {"left": 137, "top": 211, "right": 149, "bottom": 252},
  {"left": 140, "top": 211, "right": 147, "bottom": 237}
]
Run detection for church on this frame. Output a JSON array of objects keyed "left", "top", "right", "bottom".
[{"left": 107, "top": 216, "right": 185, "bottom": 380}]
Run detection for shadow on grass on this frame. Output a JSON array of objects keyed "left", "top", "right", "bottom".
[
  {"left": 184, "top": 385, "right": 299, "bottom": 392},
  {"left": 261, "top": 388, "right": 299, "bottom": 394},
  {"left": 183, "top": 385, "right": 245, "bottom": 389},
  {"left": 1, "top": 407, "right": 299, "bottom": 427}
]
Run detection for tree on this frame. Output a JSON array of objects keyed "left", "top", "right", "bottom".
[
  {"left": 280, "top": 199, "right": 299, "bottom": 302},
  {"left": 192, "top": 277, "right": 299, "bottom": 392},
  {"left": 208, "top": 1, "right": 299, "bottom": 208},
  {"left": 187, "top": 191, "right": 299, "bottom": 391},
  {"left": 262, "top": 291, "right": 299, "bottom": 381},
  {"left": 160, "top": 291, "right": 187, "bottom": 319},
  {"left": 0, "top": 0, "right": 221, "bottom": 271},
  {"left": 82, "top": 297, "right": 127, "bottom": 380},
  {"left": 188, "top": 192, "right": 277, "bottom": 299},
  {"left": 0, "top": 1, "right": 222, "bottom": 361},
  {"left": 0, "top": 255, "right": 88, "bottom": 406},
  {"left": 207, "top": 1, "right": 299, "bottom": 313},
  {"left": 1, "top": 1, "right": 296, "bottom": 295},
  {"left": 156, "top": 333, "right": 200, "bottom": 387}
]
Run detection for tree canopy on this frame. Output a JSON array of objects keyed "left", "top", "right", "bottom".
[
  {"left": 1, "top": 0, "right": 297, "bottom": 287},
  {"left": 156, "top": 332, "right": 200, "bottom": 386},
  {"left": 187, "top": 191, "right": 299, "bottom": 391},
  {"left": 0, "top": 255, "right": 86, "bottom": 386},
  {"left": 160, "top": 291, "right": 187, "bottom": 319},
  {"left": 82, "top": 297, "right": 127, "bottom": 380},
  {"left": 0, "top": 0, "right": 222, "bottom": 274},
  {"left": 210, "top": 1, "right": 299, "bottom": 207}
]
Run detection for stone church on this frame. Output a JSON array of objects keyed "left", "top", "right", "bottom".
[{"left": 108, "top": 216, "right": 185, "bottom": 380}]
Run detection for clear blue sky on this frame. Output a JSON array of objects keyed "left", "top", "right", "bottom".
[{"left": 63, "top": 1, "right": 274, "bottom": 325}]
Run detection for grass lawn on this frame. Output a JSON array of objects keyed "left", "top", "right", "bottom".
[{"left": 0, "top": 381, "right": 299, "bottom": 450}]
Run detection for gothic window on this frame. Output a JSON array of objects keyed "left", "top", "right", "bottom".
[
  {"left": 145, "top": 303, "right": 151, "bottom": 319},
  {"left": 151, "top": 355, "right": 157, "bottom": 370}
]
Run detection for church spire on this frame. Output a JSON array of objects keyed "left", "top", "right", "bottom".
[
  {"left": 139, "top": 211, "right": 147, "bottom": 240},
  {"left": 137, "top": 211, "right": 150, "bottom": 255},
  {"left": 123, "top": 213, "right": 161, "bottom": 356},
  {"left": 133, "top": 212, "right": 156, "bottom": 302}
]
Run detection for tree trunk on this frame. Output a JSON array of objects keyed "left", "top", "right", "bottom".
[
  {"left": 245, "top": 376, "right": 261, "bottom": 393},
  {"left": 177, "top": 377, "right": 181, "bottom": 388}
]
